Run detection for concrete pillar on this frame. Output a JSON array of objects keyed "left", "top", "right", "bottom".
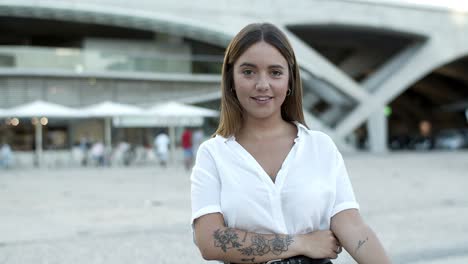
[
  {"left": 320, "top": 105, "right": 344, "bottom": 126},
  {"left": 169, "top": 126, "right": 176, "bottom": 164},
  {"left": 367, "top": 106, "right": 388, "bottom": 153},
  {"left": 335, "top": 41, "right": 428, "bottom": 140},
  {"left": 104, "top": 118, "right": 112, "bottom": 151},
  {"left": 68, "top": 121, "right": 76, "bottom": 148},
  {"left": 35, "top": 121, "right": 43, "bottom": 167}
]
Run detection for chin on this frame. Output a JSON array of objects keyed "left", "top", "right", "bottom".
[{"left": 248, "top": 111, "right": 278, "bottom": 120}]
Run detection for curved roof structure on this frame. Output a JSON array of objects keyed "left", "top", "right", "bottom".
[{"left": 1, "top": 0, "right": 468, "bottom": 151}]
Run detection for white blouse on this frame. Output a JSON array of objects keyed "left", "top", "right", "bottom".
[{"left": 191, "top": 122, "right": 359, "bottom": 235}]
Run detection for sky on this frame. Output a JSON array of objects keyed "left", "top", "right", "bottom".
[{"left": 354, "top": 0, "right": 468, "bottom": 12}]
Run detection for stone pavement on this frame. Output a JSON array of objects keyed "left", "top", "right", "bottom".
[{"left": 0, "top": 151, "right": 467, "bottom": 264}]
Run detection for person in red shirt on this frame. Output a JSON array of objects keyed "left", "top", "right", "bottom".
[{"left": 181, "top": 128, "right": 193, "bottom": 170}]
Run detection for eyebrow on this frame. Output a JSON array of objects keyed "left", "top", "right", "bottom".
[{"left": 238, "top": 62, "right": 285, "bottom": 69}]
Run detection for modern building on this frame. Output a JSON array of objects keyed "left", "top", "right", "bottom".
[{"left": 1, "top": 0, "right": 468, "bottom": 152}]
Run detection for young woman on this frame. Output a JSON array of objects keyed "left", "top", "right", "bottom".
[{"left": 191, "top": 23, "right": 392, "bottom": 264}]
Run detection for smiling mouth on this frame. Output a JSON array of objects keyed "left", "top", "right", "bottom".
[{"left": 251, "top": 96, "right": 273, "bottom": 102}]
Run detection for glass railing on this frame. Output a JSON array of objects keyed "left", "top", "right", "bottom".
[{"left": 0, "top": 46, "right": 223, "bottom": 74}]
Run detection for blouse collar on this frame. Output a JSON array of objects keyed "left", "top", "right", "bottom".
[{"left": 218, "top": 121, "right": 311, "bottom": 143}]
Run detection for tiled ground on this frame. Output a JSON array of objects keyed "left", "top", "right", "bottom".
[{"left": 1, "top": 151, "right": 467, "bottom": 263}]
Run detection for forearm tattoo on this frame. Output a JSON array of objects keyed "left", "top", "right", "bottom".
[
  {"left": 242, "top": 231, "right": 248, "bottom": 242},
  {"left": 355, "top": 236, "right": 369, "bottom": 254},
  {"left": 213, "top": 228, "right": 243, "bottom": 252},
  {"left": 213, "top": 229, "right": 294, "bottom": 258}
]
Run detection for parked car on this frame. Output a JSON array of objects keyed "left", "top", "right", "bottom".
[
  {"left": 460, "top": 128, "right": 468, "bottom": 147},
  {"left": 389, "top": 135, "right": 412, "bottom": 150},
  {"left": 434, "top": 129, "right": 467, "bottom": 150},
  {"left": 408, "top": 135, "right": 434, "bottom": 151}
]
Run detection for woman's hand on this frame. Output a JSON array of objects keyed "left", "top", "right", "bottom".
[{"left": 296, "top": 230, "right": 342, "bottom": 259}]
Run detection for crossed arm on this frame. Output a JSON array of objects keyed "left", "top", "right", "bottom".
[
  {"left": 331, "top": 209, "right": 392, "bottom": 264},
  {"left": 194, "top": 210, "right": 392, "bottom": 264},
  {"left": 194, "top": 213, "right": 342, "bottom": 263}
]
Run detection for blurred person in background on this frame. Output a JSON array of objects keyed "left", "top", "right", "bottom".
[
  {"left": 411, "top": 120, "right": 434, "bottom": 150},
  {"left": 181, "top": 127, "right": 193, "bottom": 170},
  {"left": 419, "top": 120, "right": 434, "bottom": 149},
  {"left": 90, "top": 141, "right": 105, "bottom": 166},
  {"left": 154, "top": 130, "right": 170, "bottom": 167},
  {"left": 0, "top": 141, "right": 13, "bottom": 169},
  {"left": 79, "top": 134, "right": 91, "bottom": 166},
  {"left": 191, "top": 23, "right": 392, "bottom": 264},
  {"left": 192, "top": 128, "right": 205, "bottom": 156},
  {"left": 114, "top": 140, "right": 133, "bottom": 166}
]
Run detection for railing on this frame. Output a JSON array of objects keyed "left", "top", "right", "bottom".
[
  {"left": 4, "top": 146, "right": 186, "bottom": 169},
  {"left": 0, "top": 46, "right": 223, "bottom": 74}
]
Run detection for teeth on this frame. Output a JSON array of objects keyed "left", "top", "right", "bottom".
[{"left": 254, "top": 97, "right": 271, "bottom": 101}]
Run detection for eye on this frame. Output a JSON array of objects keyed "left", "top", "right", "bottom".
[
  {"left": 271, "top": 70, "right": 283, "bottom": 77},
  {"left": 242, "top": 69, "right": 254, "bottom": 76}
]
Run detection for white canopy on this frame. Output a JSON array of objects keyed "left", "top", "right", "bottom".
[
  {"left": 80, "top": 101, "right": 145, "bottom": 151},
  {"left": 113, "top": 101, "right": 219, "bottom": 163},
  {"left": 114, "top": 115, "right": 205, "bottom": 127},
  {"left": 0, "top": 108, "right": 7, "bottom": 118},
  {"left": 81, "top": 101, "right": 144, "bottom": 117},
  {"left": 0, "top": 100, "right": 219, "bottom": 165},
  {"left": 113, "top": 101, "right": 219, "bottom": 127},
  {"left": 0, "top": 100, "right": 84, "bottom": 118},
  {"left": 147, "top": 101, "right": 219, "bottom": 117},
  {"left": 0, "top": 100, "right": 85, "bottom": 168}
]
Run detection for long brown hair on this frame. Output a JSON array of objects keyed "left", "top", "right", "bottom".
[{"left": 214, "top": 23, "right": 306, "bottom": 138}]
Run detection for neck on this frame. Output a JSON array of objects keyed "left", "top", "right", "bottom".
[{"left": 239, "top": 115, "right": 290, "bottom": 141}]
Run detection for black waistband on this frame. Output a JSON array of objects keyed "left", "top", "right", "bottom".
[{"left": 232, "top": 256, "right": 331, "bottom": 264}]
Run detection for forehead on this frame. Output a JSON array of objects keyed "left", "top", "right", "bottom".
[{"left": 234, "top": 41, "right": 287, "bottom": 67}]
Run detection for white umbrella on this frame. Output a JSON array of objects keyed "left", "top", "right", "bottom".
[
  {"left": 142, "top": 101, "right": 219, "bottom": 163},
  {"left": 0, "top": 100, "right": 84, "bottom": 118},
  {"left": 0, "top": 100, "right": 85, "bottom": 167},
  {"left": 81, "top": 101, "right": 144, "bottom": 150},
  {"left": 113, "top": 101, "right": 219, "bottom": 163},
  {"left": 113, "top": 101, "right": 219, "bottom": 127},
  {"left": 81, "top": 101, "right": 144, "bottom": 117},
  {"left": 147, "top": 101, "right": 219, "bottom": 118},
  {"left": 148, "top": 102, "right": 218, "bottom": 164}
]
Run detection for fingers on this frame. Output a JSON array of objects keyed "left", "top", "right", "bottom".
[
  {"left": 333, "top": 234, "right": 342, "bottom": 254},
  {"left": 328, "top": 246, "right": 341, "bottom": 259},
  {"left": 324, "top": 231, "right": 342, "bottom": 258},
  {"left": 303, "top": 230, "right": 343, "bottom": 259},
  {"left": 336, "top": 246, "right": 343, "bottom": 254}
]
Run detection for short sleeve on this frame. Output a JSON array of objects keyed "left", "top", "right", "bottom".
[
  {"left": 190, "top": 142, "right": 222, "bottom": 225},
  {"left": 331, "top": 146, "right": 359, "bottom": 217}
]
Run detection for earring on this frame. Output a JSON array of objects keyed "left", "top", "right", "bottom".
[{"left": 287, "top": 88, "right": 292, "bottom": 96}]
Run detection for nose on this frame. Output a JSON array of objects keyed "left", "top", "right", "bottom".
[{"left": 255, "top": 74, "right": 270, "bottom": 91}]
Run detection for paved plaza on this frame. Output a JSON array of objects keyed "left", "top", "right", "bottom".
[{"left": 0, "top": 151, "right": 467, "bottom": 264}]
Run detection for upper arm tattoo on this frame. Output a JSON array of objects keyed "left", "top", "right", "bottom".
[{"left": 355, "top": 236, "right": 369, "bottom": 254}]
